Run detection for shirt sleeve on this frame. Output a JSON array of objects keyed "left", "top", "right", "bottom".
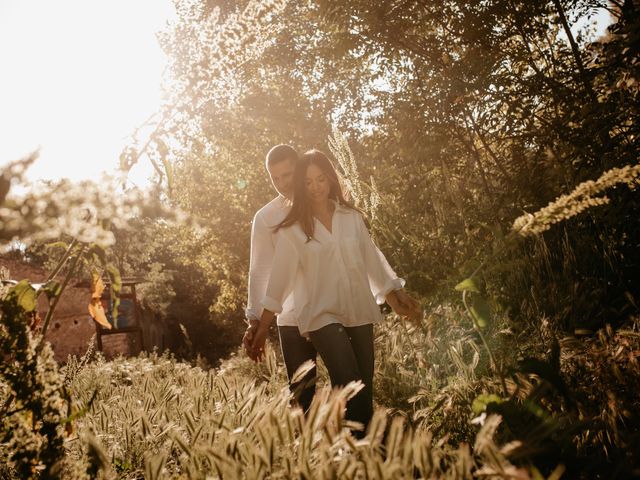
[
  {"left": 245, "top": 211, "right": 274, "bottom": 321},
  {"left": 262, "top": 232, "right": 299, "bottom": 314},
  {"left": 355, "top": 213, "right": 405, "bottom": 304}
]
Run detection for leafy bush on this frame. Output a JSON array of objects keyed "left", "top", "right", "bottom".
[{"left": 0, "top": 281, "right": 70, "bottom": 478}]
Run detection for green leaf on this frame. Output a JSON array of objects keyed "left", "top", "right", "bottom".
[
  {"left": 472, "top": 393, "right": 504, "bottom": 414},
  {"left": 455, "top": 277, "right": 480, "bottom": 293},
  {"left": 10, "top": 280, "right": 37, "bottom": 312},
  {"left": 45, "top": 241, "right": 69, "bottom": 251},
  {"left": 41, "top": 280, "right": 62, "bottom": 301},
  {"left": 106, "top": 264, "right": 121, "bottom": 328},
  {"left": 469, "top": 296, "right": 491, "bottom": 328},
  {"left": 87, "top": 244, "right": 108, "bottom": 266},
  {"left": 530, "top": 466, "right": 545, "bottom": 480},
  {"left": 106, "top": 264, "right": 122, "bottom": 295}
]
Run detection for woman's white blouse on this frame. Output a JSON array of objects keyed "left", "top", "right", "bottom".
[{"left": 261, "top": 203, "right": 404, "bottom": 335}]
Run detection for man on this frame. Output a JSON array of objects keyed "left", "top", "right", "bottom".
[{"left": 244, "top": 144, "right": 317, "bottom": 413}]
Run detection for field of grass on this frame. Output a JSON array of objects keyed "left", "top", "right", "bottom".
[
  {"left": 2, "top": 270, "right": 639, "bottom": 479},
  {"left": 59, "top": 349, "right": 531, "bottom": 478},
  {"left": 3, "top": 306, "right": 582, "bottom": 479}
]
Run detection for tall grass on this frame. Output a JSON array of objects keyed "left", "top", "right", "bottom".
[
  {"left": 3, "top": 302, "right": 637, "bottom": 478},
  {"left": 54, "top": 341, "right": 539, "bottom": 479}
]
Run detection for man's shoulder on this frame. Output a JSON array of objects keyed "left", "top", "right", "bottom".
[{"left": 254, "top": 196, "right": 290, "bottom": 223}]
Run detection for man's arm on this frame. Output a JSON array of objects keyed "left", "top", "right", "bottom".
[
  {"left": 243, "top": 211, "right": 275, "bottom": 353},
  {"left": 246, "top": 211, "right": 275, "bottom": 321}
]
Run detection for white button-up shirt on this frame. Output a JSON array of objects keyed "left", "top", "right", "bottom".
[
  {"left": 246, "top": 195, "right": 297, "bottom": 326},
  {"left": 261, "top": 202, "right": 404, "bottom": 335}
]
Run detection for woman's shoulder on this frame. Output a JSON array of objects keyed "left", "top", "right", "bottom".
[
  {"left": 338, "top": 205, "right": 365, "bottom": 223},
  {"left": 335, "top": 206, "right": 369, "bottom": 236}
]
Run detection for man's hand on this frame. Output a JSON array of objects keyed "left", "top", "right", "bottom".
[
  {"left": 248, "top": 309, "right": 276, "bottom": 361},
  {"left": 386, "top": 289, "right": 422, "bottom": 322},
  {"left": 242, "top": 319, "right": 260, "bottom": 356},
  {"left": 249, "top": 322, "right": 270, "bottom": 362}
]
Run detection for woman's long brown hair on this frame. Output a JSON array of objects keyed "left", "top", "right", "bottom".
[{"left": 275, "top": 149, "right": 359, "bottom": 241}]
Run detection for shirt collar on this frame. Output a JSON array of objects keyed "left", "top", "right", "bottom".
[
  {"left": 277, "top": 195, "right": 292, "bottom": 208},
  {"left": 280, "top": 196, "right": 349, "bottom": 212}
]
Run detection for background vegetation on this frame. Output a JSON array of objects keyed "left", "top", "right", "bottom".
[{"left": 1, "top": 0, "right": 639, "bottom": 478}]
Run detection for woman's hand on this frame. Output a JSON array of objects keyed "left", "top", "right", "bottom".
[{"left": 386, "top": 289, "right": 422, "bottom": 321}]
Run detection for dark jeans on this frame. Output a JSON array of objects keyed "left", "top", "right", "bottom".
[
  {"left": 278, "top": 325, "right": 317, "bottom": 413},
  {"left": 308, "top": 322, "right": 374, "bottom": 436}
]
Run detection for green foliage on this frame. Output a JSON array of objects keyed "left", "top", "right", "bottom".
[
  {"left": 469, "top": 296, "right": 492, "bottom": 330},
  {"left": 455, "top": 278, "right": 481, "bottom": 294},
  {"left": 0, "top": 155, "right": 188, "bottom": 478},
  {"left": 111, "top": 218, "right": 247, "bottom": 363},
  {"left": 112, "top": 0, "right": 640, "bottom": 365},
  {"left": 376, "top": 307, "right": 498, "bottom": 444},
  {"left": 136, "top": 262, "right": 176, "bottom": 318},
  {"left": 4, "top": 307, "right": 638, "bottom": 477},
  {"left": 103, "top": 2, "right": 639, "bottom": 474},
  {"left": 0, "top": 282, "right": 70, "bottom": 479},
  {"left": 9, "top": 280, "right": 37, "bottom": 313},
  {"left": 472, "top": 394, "right": 504, "bottom": 415}
]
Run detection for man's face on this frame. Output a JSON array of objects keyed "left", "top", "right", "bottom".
[{"left": 267, "top": 158, "right": 296, "bottom": 199}]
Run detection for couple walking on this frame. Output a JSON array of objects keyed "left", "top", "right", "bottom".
[{"left": 243, "top": 144, "right": 419, "bottom": 435}]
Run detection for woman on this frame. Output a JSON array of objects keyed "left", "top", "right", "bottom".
[{"left": 250, "top": 149, "right": 419, "bottom": 434}]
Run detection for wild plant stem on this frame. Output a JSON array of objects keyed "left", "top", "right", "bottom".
[
  {"left": 398, "top": 315, "right": 420, "bottom": 366},
  {"left": 462, "top": 290, "right": 508, "bottom": 396},
  {"left": 46, "top": 238, "right": 79, "bottom": 283},
  {"left": 37, "top": 244, "right": 86, "bottom": 352}
]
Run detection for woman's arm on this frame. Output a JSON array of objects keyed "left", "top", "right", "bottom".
[
  {"left": 355, "top": 213, "right": 421, "bottom": 319},
  {"left": 355, "top": 214, "right": 404, "bottom": 300},
  {"left": 250, "top": 231, "right": 299, "bottom": 361},
  {"left": 261, "top": 232, "right": 299, "bottom": 315}
]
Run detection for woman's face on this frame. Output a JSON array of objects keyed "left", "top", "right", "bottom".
[{"left": 305, "top": 163, "right": 331, "bottom": 205}]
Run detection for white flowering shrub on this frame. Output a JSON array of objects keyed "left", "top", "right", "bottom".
[{"left": 1, "top": 168, "right": 175, "bottom": 249}]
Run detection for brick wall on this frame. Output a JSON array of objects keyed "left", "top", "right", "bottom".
[{"left": 1, "top": 257, "right": 133, "bottom": 362}]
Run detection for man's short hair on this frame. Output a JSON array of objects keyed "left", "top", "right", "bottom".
[{"left": 266, "top": 144, "right": 298, "bottom": 168}]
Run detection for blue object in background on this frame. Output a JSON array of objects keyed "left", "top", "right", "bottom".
[{"left": 105, "top": 298, "right": 135, "bottom": 328}]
